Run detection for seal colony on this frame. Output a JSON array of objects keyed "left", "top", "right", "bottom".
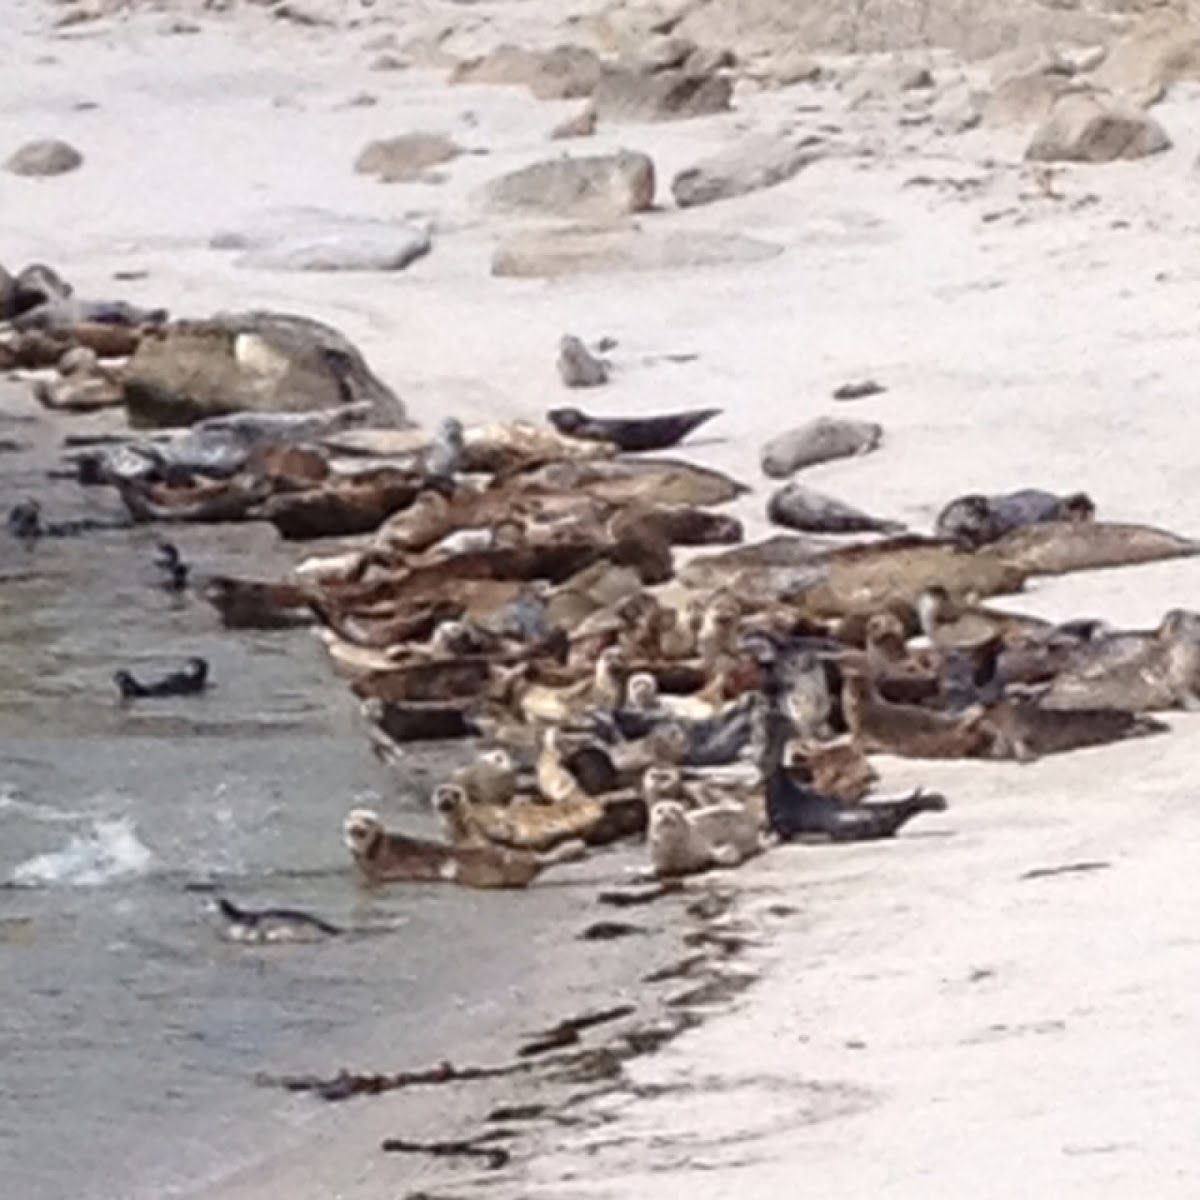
[{"left": 24, "top": 351, "right": 1198, "bottom": 891}]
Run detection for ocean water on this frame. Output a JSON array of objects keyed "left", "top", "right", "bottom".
[{"left": 0, "top": 402, "right": 660, "bottom": 1200}]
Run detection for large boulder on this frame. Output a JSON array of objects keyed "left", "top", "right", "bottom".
[
  {"left": 480, "top": 150, "right": 655, "bottom": 219},
  {"left": 672, "top": 133, "right": 826, "bottom": 208},
  {"left": 492, "top": 224, "right": 782, "bottom": 278},
  {"left": 236, "top": 228, "right": 431, "bottom": 272},
  {"left": 449, "top": 44, "right": 602, "bottom": 99},
  {"left": 1026, "top": 92, "right": 1171, "bottom": 163},
  {"left": 122, "top": 311, "right": 406, "bottom": 429}
]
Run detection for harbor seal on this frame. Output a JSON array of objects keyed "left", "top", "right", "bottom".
[
  {"left": 423, "top": 416, "right": 465, "bottom": 481},
  {"left": 841, "top": 670, "right": 992, "bottom": 759},
  {"left": 206, "top": 896, "right": 340, "bottom": 944},
  {"left": 154, "top": 541, "right": 189, "bottom": 591},
  {"left": 766, "top": 482, "right": 905, "bottom": 536},
  {"left": 647, "top": 799, "right": 762, "bottom": 879},
  {"left": 114, "top": 657, "right": 209, "bottom": 700},
  {"left": 547, "top": 406, "right": 722, "bottom": 453},
  {"left": 935, "top": 488, "right": 1094, "bottom": 549},
  {"left": 342, "top": 807, "right": 567, "bottom": 889},
  {"left": 760, "top": 417, "right": 882, "bottom": 479},
  {"left": 557, "top": 335, "right": 609, "bottom": 388},
  {"left": 451, "top": 748, "right": 518, "bottom": 806},
  {"left": 433, "top": 783, "right": 604, "bottom": 853},
  {"left": 1041, "top": 609, "right": 1200, "bottom": 713}
]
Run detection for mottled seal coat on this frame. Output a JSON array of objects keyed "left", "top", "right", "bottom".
[
  {"left": 982, "top": 520, "right": 1199, "bottom": 577},
  {"left": 451, "top": 749, "right": 518, "bottom": 806},
  {"left": 647, "top": 799, "right": 762, "bottom": 879},
  {"left": 342, "top": 808, "right": 562, "bottom": 889},
  {"left": 767, "top": 482, "right": 905, "bottom": 535},
  {"left": 935, "top": 488, "right": 1094, "bottom": 549},
  {"left": 760, "top": 417, "right": 882, "bottom": 479},
  {"left": 547, "top": 405, "right": 722, "bottom": 453},
  {"left": 207, "top": 897, "right": 340, "bottom": 944},
  {"left": 433, "top": 784, "right": 601, "bottom": 853}
]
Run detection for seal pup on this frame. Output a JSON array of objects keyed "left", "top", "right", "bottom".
[
  {"left": 760, "top": 417, "right": 882, "bottom": 479},
  {"left": 557, "top": 335, "right": 609, "bottom": 388},
  {"left": 761, "top": 708, "right": 947, "bottom": 841},
  {"left": 547, "top": 406, "right": 722, "bottom": 453},
  {"left": 114, "top": 657, "right": 209, "bottom": 700},
  {"left": 451, "top": 748, "right": 518, "bottom": 806},
  {"left": 206, "top": 896, "right": 340, "bottom": 944},
  {"left": 648, "top": 799, "right": 762, "bottom": 879},
  {"left": 154, "top": 541, "right": 189, "bottom": 591},
  {"left": 935, "top": 488, "right": 1095, "bottom": 549},
  {"left": 343, "top": 808, "right": 572, "bottom": 889},
  {"left": 841, "top": 670, "right": 992, "bottom": 759},
  {"left": 767, "top": 482, "right": 905, "bottom": 536}
]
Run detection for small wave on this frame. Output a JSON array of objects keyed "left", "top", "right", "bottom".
[
  {"left": 11, "top": 817, "right": 154, "bottom": 887},
  {"left": 0, "top": 787, "right": 87, "bottom": 825}
]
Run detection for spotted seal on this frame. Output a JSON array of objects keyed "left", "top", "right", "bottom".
[
  {"left": 547, "top": 405, "right": 721, "bottom": 453},
  {"left": 935, "top": 488, "right": 1094, "bottom": 550}
]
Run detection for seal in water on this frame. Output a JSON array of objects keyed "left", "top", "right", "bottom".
[
  {"left": 206, "top": 896, "right": 341, "bottom": 944},
  {"left": 761, "top": 706, "right": 948, "bottom": 840},
  {"left": 647, "top": 799, "right": 763, "bottom": 879},
  {"left": 114, "top": 657, "right": 209, "bottom": 700},
  {"left": 342, "top": 807, "right": 579, "bottom": 889},
  {"left": 6, "top": 497, "right": 131, "bottom": 541},
  {"left": 546, "top": 406, "right": 722, "bottom": 453},
  {"left": 934, "top": 488, "right": 1094, "bottom": 550},
  {"left": 154, "top": 541, "right": 189, "bottom": 591},
  {"left": 557, "top": 335, "right": 609, "bottom": 388},
  {"left": 766, "top": 482, "right": 905, "bottom": 536}
]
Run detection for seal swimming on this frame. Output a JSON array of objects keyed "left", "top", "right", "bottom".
[
  {"left": 206, "top": 896, "right": 341, "bottom": 944},
  {"left": 114, "top": 657, "right": 209, "bottom": 700},
  {"left": 154, "top": 541, "right": 189, "bottom": 591},
  {"left": 546, "top": 406, "right": 722, "bottom": 453}
]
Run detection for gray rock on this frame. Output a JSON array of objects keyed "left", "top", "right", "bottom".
[
  {"left": 123, "top": 311, "right": 406, "bottom": 429},
  {"left": 551, "top": 106, "right": 597, "bottom": 140},
  {"left": 480, "top": 151, "right": 655, "bottom": 220},
  {"left": 591, "top": 67, "right": 732, "bottom": 122},
  {"left": 354, "top": 133, "right": 463, "bottom": 182},
  {"left": 845, "top": 57, "right": 934, "bottom": 107},
  {"left": 557, "top": 335, "right": 609, "bottom": 387},
  {"left": 671, "top": 133, "right": 825, "bottom": 208},
  {"left": 492, "top": 225, "right": 783, "bottom": 278},
  {"left": 983, "top": 66, "right": 1081, "bottom": 128},
  {"left": 760, "top": 417, "right": 883, "bottom": 478},
  {"left": 236, "top": 228, "right": 431, "bottom": 272},
  {"left": 1026, "top": 93, "right": 1171, "bottom": 163},
  {"left": 6, "top": 139, "right": 83, "bottom": 177}
]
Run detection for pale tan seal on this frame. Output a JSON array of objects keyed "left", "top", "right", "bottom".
[
  {"left": 648, "top": 799, "right": 763, "bottom": 879},
  {"left": 432, "top": 784, "right": 600, "bottom": 853}
]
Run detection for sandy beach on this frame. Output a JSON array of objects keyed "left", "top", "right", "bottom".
[{"left": 5, "top": 0, "right": 1200, "bottom": 1195}]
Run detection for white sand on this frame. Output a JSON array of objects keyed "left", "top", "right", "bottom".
[{"left": 7, "top": 2, "right": 1200, "bottom": 1195}]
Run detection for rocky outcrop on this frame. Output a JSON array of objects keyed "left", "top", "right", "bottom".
[
  {"left": 122, "top": 312, "right": 405, "bottom": 429},
  {"left": 492, "top": 225, "right": 782, "bottom": 278},
  {"left": 591, "top": 64, "right": 732, "bottom": 122},
  {"left": 1088, "top": 13, "right": 1200, "bottom": 106},
  {"left": 1026, "top": 93, "right": 1171, "bottom": 163},
  {"left": 480, "top": 151, "right": 655, "bottom": 219}
]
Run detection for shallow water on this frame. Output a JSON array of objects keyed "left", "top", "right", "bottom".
[{"left": 0, "top": 395, "right": 666, "bottom": 1200}]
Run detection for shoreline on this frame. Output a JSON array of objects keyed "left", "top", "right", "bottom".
[{"left": 6, "top": 1, "right": 1200, "bottom": 1197}]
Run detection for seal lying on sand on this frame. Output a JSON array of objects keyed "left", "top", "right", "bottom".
[
  {"left": 206, "top": 896, "right": 340, "bottom": 944},
  {"left": 114, "top": 657, "right": 209, "bottom": 700},
  {"left": 762, "top": 708, "right": 947, "bottom": 840},
  {"left": 648, "top": 799, "right": 762, "bottom": 879},
  {"left": 343, "top": 808, "right": 579, "bottom": 889},
  {"left": 547, "top": 406, "right": 722, "bottom": 453},
  {"left": 1040, "top": 609, "right": 1200, "bottom": 713},
  {"left": 935, "top": 488, "right": 1094, "bottom": 549},
  {"left": 760, "top": 417, "right": 882, "bottom": 479},
  {"left": 767, "top": 482, "right": 905, "bottom": 536}
]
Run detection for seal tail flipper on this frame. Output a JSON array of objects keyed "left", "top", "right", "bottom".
[{"left": 536, "top": 839, "right": 588, "bottom": 868}]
